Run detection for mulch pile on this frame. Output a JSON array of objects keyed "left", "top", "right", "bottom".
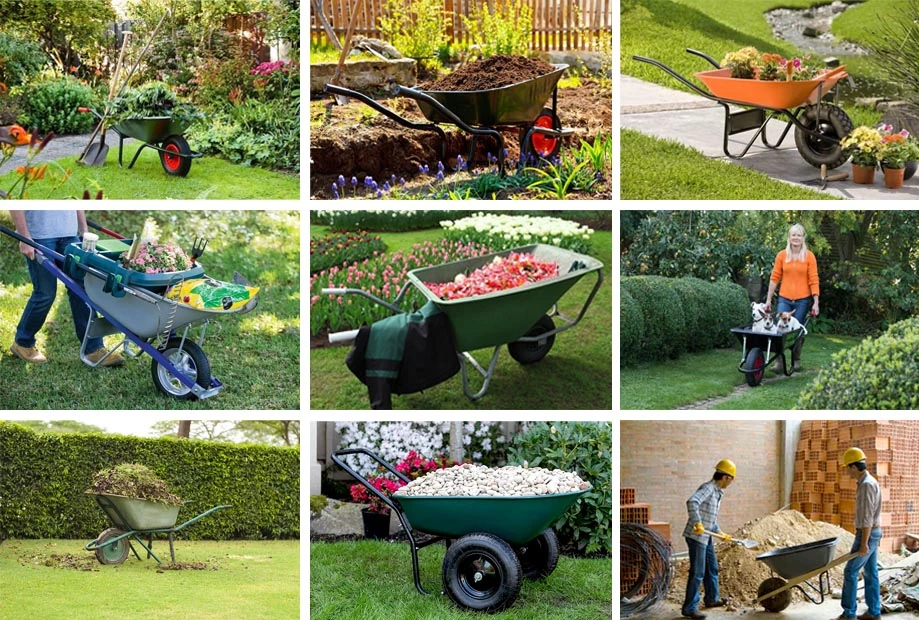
[{"left": 423, "top": 55, "right": 556, "bottom": 91}]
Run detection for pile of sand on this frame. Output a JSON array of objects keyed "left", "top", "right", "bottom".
[{"left": 668, "top": 509, "right": 899, "bottom": 607}]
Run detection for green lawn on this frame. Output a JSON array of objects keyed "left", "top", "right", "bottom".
[
  {"left": 0, "top": 539, "right": 299, "bottom": 620},
  {"left": 0, "top": 211, "right": 300, "bottom": 409},
  {"left": 0, "top": 147, "right": 299, "bottom": 200},
  {"left": 310, "top": 228, "right": 613, "bottom": 410},
  {"left": 310, "top": 539, "right": 612, "bottom": 620},
  {"left": 620, "top": 333, "right": 862, "bottom": 409}
]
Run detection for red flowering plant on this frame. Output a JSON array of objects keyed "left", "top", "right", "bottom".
[
  {"left": 349, "top": 476, "right": 403, "bottom": 514},
  {"left": 424, "top": 252, "right": 559, "bottom": 301},
  {"left": 395, "top": 450, "right": 455, "bottom": 480}
]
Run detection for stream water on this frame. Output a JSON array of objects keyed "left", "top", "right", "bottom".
[{"left": 766, "top": 1, "right": 868, "bottom": 58}]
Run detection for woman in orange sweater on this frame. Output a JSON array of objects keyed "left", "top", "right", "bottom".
[{"left": 764, "top": 223, "right": 819, "bottom": 371}]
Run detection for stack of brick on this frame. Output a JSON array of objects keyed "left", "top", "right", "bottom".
[
  {"left": 621, "top": 487, "right": 671, "bottom": 597},
  {"left": 790, "top": 421, "right": 919, "bottom": 553}
]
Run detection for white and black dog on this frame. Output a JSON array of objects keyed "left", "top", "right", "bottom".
[
  {"left": 750, "top": 302, "right": 775, "bottom": 333},
  {"left": 777, "top": 311, "right": 808, "bottom": 335}
]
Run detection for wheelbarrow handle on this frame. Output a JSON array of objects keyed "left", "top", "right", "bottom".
[
  {"left": 320, "top": 282, "right": 413, "bottom": 314},
  {"left": 85, "top": 219, "right": 127, "bottom": 240},
  {"left": 329, "top": 329, "right": 359, "bottom": 344},
  {"left": 330, "top": 448, "right": 412, "bottom": 516},
  {"left": 0, "top": 225, "right": 61, "bottom": 261},
  {"left": 752, "top": 551, "right": 859, "bottom": 605}
]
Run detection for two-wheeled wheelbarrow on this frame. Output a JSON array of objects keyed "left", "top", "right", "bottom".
[
  {"left": 85, "top": 492, "right": 231, "bottom": 565},
  {"left": 754, "top": 537, "right": 858, "bottom": 611},
  {"left": 0, "top": 220, "right": 258, "bottom": 399},
  {"left": 331, "top": 448, "right": 592, "bottom": 612}
]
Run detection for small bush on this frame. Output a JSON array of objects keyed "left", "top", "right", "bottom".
[
  {"left": 620, "top": 276, "right": 686, "bottom": 362},
  {"left": 18, "top": 77, "right": 97, "bottom": 134},
  {"left": 460, "top": 0, "right": 533, "bottom": 58},
  {"left": 310, "top": 231, "right": 386, "bottom": 274},
  {"left": 710, "top": 280, "right": 750, "bottom": 347},
  {"left": 193, "top": 52, "right": 256, "bottom": 111},
  {"left": 507, "top": 422, "right": 611, "bottom": 555},
  {"left": 379, "top": 0, "right": 446, "bottom": 66},
  {"left": 0, "top": 33, "right": 48, "bottom": 87},
  {"left": 620, "top": 289, "right": 643, "bottom": 366},
  {"left": 797, "top": 317, "right": 919, "bottom": 409}
]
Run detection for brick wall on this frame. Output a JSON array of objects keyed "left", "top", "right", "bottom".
[{"left": 620, "top": 421, "right": 782, "bottom": 554}]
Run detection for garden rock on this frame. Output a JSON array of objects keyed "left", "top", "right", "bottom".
[
  {"left": 310, "top": 498, "right": 401, "bottom": 536},
  {"left": 540, "top": 51, "right": 606, "bottom": 75},
  {"left": 394, "top": 463, "right": 589, "bottom": 497},
  {"left": 309, "top": 58, "right": 417, "bottom": 94}
]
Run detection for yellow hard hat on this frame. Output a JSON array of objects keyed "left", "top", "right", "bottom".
[
  {"left": 842, "top": 447, "right": 867, "bottom": 467},
  {"left": 715, "top": 459, "right": 736, "bottom": 478}
]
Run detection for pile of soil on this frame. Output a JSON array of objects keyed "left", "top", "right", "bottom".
[
  {"left": 667, "top": 509, "right": 900, "bottom": 607},
  {"left": 18, "top": 552, "right": 99, "bottom": 571},
  {"left": 422, "top": 55, "right": 556, "bottom": 91}
]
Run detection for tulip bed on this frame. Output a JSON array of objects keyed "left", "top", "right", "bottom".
[{"left": 424, "top": 253, "right": 559, "bottom": 301}]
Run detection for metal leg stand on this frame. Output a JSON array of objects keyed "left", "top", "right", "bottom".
[{"left": 458, "top": 346, "right": 502, "bottom": 401}]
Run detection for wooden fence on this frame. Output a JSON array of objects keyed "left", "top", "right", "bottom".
[{"left": 309, "top": 0, "right": 612, "bottom": 52}]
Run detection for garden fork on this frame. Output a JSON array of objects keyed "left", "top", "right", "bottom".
[{"left": 190, "top": 237, "right": 207, "bottom": 265}]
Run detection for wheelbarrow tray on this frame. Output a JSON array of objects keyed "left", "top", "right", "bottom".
[
  {"left": 693, "top": 66, "right": 848, "bottom": 110},
  {"left": 65, "top": 241, "right": 205, "bottom": 289},
  {"left": 114, "top": 116, "right": 191, "bottom": 143},
  {"left": 730, "top": 324, "right": 803, "bottom": 349},
  {"left": 394, "top": 488, "right": 589, "bottom": 545},
  {"left": 417, "top": 64, "right": 568, "bottom": 126},
  {"left": 756, "top": 537, "right": 838, "bottom": 579},
  {"left": 406, "top": 244, "right": 604, "bottom": 352},
  {"left": 91, "top": 493, "right": 181, "bottom": 531}
]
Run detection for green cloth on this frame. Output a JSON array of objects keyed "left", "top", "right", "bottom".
[{"left": 365, "top": 301, "right": 442, "bottom": 379}]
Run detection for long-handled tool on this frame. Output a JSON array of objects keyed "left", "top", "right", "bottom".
[
  {"left": 705, "top": 529, "right": 759, "bottom": 549},
  {"left": 81, "top": 31, "right": 131, "bottom": 166},
  {"left": 328, "top": 0, "right": 364, "bottom": 105},
  {"left": 802, "top": 163, "right": 849, "bottom": 190}
]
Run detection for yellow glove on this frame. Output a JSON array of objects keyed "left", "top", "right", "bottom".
[
  {"left": 692, "top": 522, "right": 704, "bottom": 536},
  {"left": 721, "top": 533, "right": 732, "bottom": 542}
]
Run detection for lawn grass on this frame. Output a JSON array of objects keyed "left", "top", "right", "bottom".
[
  {"left": 0, "top": 539, "right": 299, "bottom": 620},
  {"left": 310, "top": 539, "right": 612, "bottom": 620},
  {"left": 0, "top": 211, "right": 300, "bottom": 410},
  {"left": 0, "top": 148, "right": 299, "bottom": 200},
  {"left": 620, "top": 332, "right": 862, "bottom": 409},
  {"left": 620, "top": 129, "right": 837, "bottom": 200},
  {"left": 309, "top": 228, "right": 612, "bottom": 410}
]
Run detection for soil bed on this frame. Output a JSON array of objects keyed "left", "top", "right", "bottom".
[{"left": 421, "top": 55, "right": 556, "bottom": 91}]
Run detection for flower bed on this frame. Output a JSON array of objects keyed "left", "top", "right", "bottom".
[
  {"left": 424, "top": 252, "right": 558, "bottom": 300},
  {"left": 441, "top": 212, "right": 593, "bottom": 254},
  {"left": 310, "top": 231, "right": 385, "bottom": 274}
]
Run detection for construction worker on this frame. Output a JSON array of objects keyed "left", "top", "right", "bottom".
[
  {"left": 837, "top": 447, "right": 882, "bottom": 620},
  {"left": 681, "top": 459, "right": 735, "bottom": 620}
]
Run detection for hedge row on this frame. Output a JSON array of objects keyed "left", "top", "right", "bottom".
[
  {"left": 797, "top": 317, "right": 919, "bottom": 409},
  {"left": 0, "top": 422, "right": 299, "bottom": 540},
  {"left": 621, "top": 276, "right": 749, "bottom": 366}
]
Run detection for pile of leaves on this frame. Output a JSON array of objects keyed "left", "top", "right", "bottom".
[
  {"left": 109, "top": 82, "right": 202, "bottom": 127},
  {"left": 87, "top": 463, "right": 183, "bottom": 506}
]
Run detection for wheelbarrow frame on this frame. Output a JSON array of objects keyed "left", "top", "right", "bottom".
[
  {"left": 85, "top": 492, "right": 231, "bottom": 564},
  {"left": 631, "top": 49, "right": 853, "bottom": 168},
  {"left": 331, "top": 447, "right": 590, "bottom": 612},
  {"left": 730, "top": 315, "right": 810, "bottom": 387},
  {"left": 323, "top": 64, "right": 574, "bottom": 177}
]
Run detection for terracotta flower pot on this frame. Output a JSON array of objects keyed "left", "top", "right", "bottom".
[
  {"left": 851, "top": 164, "right": 875, "bottom": 185},
  {"left": 360, "top": 507, "right": 391, "bottom": 539},
  {"left": 883, "top": 167, "right": 905, "bottom": 190}
]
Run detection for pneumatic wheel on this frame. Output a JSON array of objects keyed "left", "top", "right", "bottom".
[
  {"left": 744, "top": 347, "right": 765, "bottom": 387},
  {"left": 151, "top": 337, "right": 211, "bottom": 400},
  {"left": 507, "top": 315, "right": 555, "bottom": 364},
  {"left": 442, "top": 533, "right": 522, "bottom": 612},
  {"left": 757, "top": 576, "right": 791, "bottom": 612},
  {"left": 521, "top": 108, "right": 562, "bottom": 164},
  {"left": 94, "top": 527, "right": 129, "bottom": 565},
  {"left": 160, "top": 135, "right": 193, "bottom": 177},
  {"left": 794, "top": 103, "right": 854, "bottom": 169},
  {"left": 514, "top": 528, "right": 559, "bottom": 579}
]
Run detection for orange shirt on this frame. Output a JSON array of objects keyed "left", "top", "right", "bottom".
[{"left": 771, "top": 249, "right": 819, "bottom": 300}]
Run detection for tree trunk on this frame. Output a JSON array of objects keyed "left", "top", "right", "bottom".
[{"left": 177, "top": 420, "right": 191, "bottom": 439}]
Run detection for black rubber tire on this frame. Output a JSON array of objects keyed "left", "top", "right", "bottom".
[
  {"left": 757, "top": 576, "right": 791, "bottom": 612},
  {"left": 514, "top": 528, "right": 559, "bottom": 579},
  {"left": 94, "top": 527, "right": 129, "bottom": 565},
  {"left": 744, "top": 347, "right": 766, "bottom": 387},
  {"left": 507, "top": 314, "right": 555, "bottom": 365},
  {"left": 160, "top": 135, "right": 193, "bottom": 177},
  {"left": 521, "top": 107, "right": 562, "bottom": 164},
  {"left": 151, "top": 337, "right": 211, "bottom": 400},
  {"left": 794, "top": 103, "right": 853, "bottom": 170},
  {"left": 442, "top": 532, "right": 522, "bottom": 612}
]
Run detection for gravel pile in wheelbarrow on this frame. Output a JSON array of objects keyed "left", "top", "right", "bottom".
[
  {"left": 422, "top": 54, "right": 556, "bottom": 91},
  {"left": 394, "top": 463, "right": 589, "bottom": 497},
  {"left": 88, "top": 463, "right": 182, "bottom": 505}
]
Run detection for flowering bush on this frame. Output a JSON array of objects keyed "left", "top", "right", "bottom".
[
  {"left": 349, "top": 475, "right": 403, "bottom": 514},
  {"left": 121, "top": 242, "right": 191, "bottom": 274},
  {"left": 441, "top": 212, "right": 594, "bottom": 254},
  {"left": 841, "top": 125, "right": 884, "bottom": 167},
  {"left": 721, "top": 47, "right": 822, "bottom": 81},
  {"left": 877, "top": 124, "right": 919, "bottom": 169},
  {"left": 395, "top": 450, "right": 455, "bottom": 480},
  {"left": 309, "top": 230, "right": 385, "bottom": 274},
  {"left": 424, "top": 252, "right": 558, "bottom": 300},
  {"left": 251, "top": 60, "right": 299, "bottom": 102}
]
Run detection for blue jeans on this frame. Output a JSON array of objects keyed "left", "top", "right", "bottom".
[
  {"left": 14, "top": 236, "right": 102, "bottom": 352},
  {"left": 841, "top": 528, "right": 882, "bottom": 618},
  {"left": 776, "top": 296, "right": 811, "bottom": 325},
  {"left": 683, "top": 536, "right": 720, "bottom": 614}
]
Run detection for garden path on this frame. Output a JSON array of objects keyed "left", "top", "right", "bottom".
[
  {"left": 621, "top": 75, "right": 919, "bottom": 200},
  {"left": 2, "top": 130, "right": 137, "bottom": 169}
]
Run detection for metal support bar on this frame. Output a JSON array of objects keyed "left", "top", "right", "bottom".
[
  {"left": 458, "top": 346, "right": 502, "bottom": 401},
  {"left": 514, "top": 268, "right": 604, "bottom": 343}
]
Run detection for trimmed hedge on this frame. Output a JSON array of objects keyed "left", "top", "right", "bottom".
[
  {"left": 797, "top": 317, "right": 919, "bottom": 409},
  {"left": 0, "top": 422, "right": 299, "bottom": 540},
  {"left": 621, "top": 276, "right": 749, "bottom": 365}
]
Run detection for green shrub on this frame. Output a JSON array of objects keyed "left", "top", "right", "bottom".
[
  {"left": 507, "top": 422, "right": 611, "bottom": 555},
  {"left": 460, "top": 0, "right": 533, "bottom": 58},
  {"left": 310, "top": 230, "right": 386, "bottom": 274},
  {"left": 663, "top": 278, "right": 705, "bottom": 352},
  {"left": 0, "top": 421, "right": 299, "bottom": 540},
  {"left": 18, "top": 77, "right": 97, "bottom": 134},
  {"left": 193, "top": 52, "right": 256, "bottom": 112},
  {"left": 621, "top": 276, "right": 686, "bottom": 362},
  {"left": 711, "top": 280, "right": 750, "bottom": 347},
  {"left": 797, "top": 317, "right": 919, "bottom": 409},
  {"left": 620, "top": 289, "right": 643, "bottom": 366},
  {"left": 379, "top": 0, "right": 446, "bottom": 66},
  {"left": 0, "top": 33, "right": 48, "bottom": 87},
  {"left": 109, "top": 81, "right": 202, "bottom": 127},
  {"left": 313, "top": 210, "right": 467, "bottom": 232}
]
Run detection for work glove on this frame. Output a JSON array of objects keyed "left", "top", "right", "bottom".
[
  {"left": 721, "top": 533, "right": 733, "bottom": 542},
  {"left": 692, "top": 522, "right": 704, "bottom": 536}
]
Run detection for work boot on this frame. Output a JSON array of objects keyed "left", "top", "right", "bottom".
[
  {"left": 705, "top": 600, "right": 727, "bottom": 608},
  {"left": 10, "top": 342, "right": 47, "bottom": 364},
  {"left": 682, "top": 612, "right": 706, "bottom": 620},
  {"left": 86, "top": 348, "right": 124, "bottom": 367},
  {"left": 857, "top": 614, "right": 880, "bottom": 620},
  {"left": 774, "top": 356, "right": 786, "bottom": 375}
]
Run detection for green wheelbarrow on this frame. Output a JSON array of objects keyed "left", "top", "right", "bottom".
[
  {"left": 85, "top": 492, "right": 231, "bottom": 565},
  {"left": 331, "top": 448, "right": 592, "bottom": 613}
]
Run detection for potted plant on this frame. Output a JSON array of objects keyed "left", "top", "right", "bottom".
[
  {"left": 878, "top": 128, "right": 919, "bottom": 189},
  {"left": 350, "top": 476, "right": 403, "bottom": 539},
  {"left": 840, "top": 126, "right": 883, "bottom": 184}
]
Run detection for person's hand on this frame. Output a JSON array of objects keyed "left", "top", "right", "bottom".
[
  {"left": 858, "top": 544, "right": 869, "bottom": 557},
  {"left": 19, "top": 240, "right": 34, "bottom": 260},
  {"left": 721, "top": 533, "right": 733, "bottom": 542},
  {"left": 692, "top": 522, "right": 704, "bottom": 536},
  {"left": 764, "top": 302, "right": 771, "bottom": 313},
  {"left": 811, "top": 301, "right": 819, "bottom": 316}
]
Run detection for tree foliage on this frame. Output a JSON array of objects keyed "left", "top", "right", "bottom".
[{"left": 153, "top": 420, "right": 300, "bottom": 446}]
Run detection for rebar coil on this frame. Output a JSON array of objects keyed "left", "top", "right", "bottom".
[{"left": 620, "top": 523, "right": 672, "bottom": 617}]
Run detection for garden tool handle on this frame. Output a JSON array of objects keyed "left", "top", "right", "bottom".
[
  {"left": 329, "top": 329, "right": 359, "bottom": 344},
  {"left": 704, "top": 529, "right": 730, "bottom": 541}
]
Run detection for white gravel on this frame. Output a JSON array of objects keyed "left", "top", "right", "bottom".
[{"left": 393, "top": 463, "right": 590, "bottom": 497}]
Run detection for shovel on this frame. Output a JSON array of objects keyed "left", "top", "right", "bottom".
[
  {"left": 705, "top": 529, "right": 759, "bottom": 549},
  {"left": 328, "top": 0, "right": 364, "bottom": 105},
  {"left": 81, "top": 31, "right": 131, "bottom": 166},
  {"left": 802, "top": 163, "right": 849, "bottom": 190}
]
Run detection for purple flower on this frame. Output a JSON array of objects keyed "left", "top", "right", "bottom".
[
  {"left": 338, "top": 174, "right": 345, "bottom": 186},
  {"left": 375, "top": 189, "right": 382, "bottom": 198},
  {"left": 333, "top": 189, "right": 340, "bottom": 199},
  {"left": 364, "top": 176, "right": 373, "bottom": 187},
  {"left": 351, "top": 176, "right": 358, "bottom": 187},
  {"left": 399, "top": 177, "right": 406, "bottom": 186},
  {"left": 437, "top": 161, "right": 445, "bottom": 173},
  {"left": 383, "top": 181, "right": 391, "bottom": 191},
  {"left": 436, "top": 170, "right": 444, "bottom": 181},
  {"left": 332, "top": 182, "right": 338, "bottom": 191}
]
